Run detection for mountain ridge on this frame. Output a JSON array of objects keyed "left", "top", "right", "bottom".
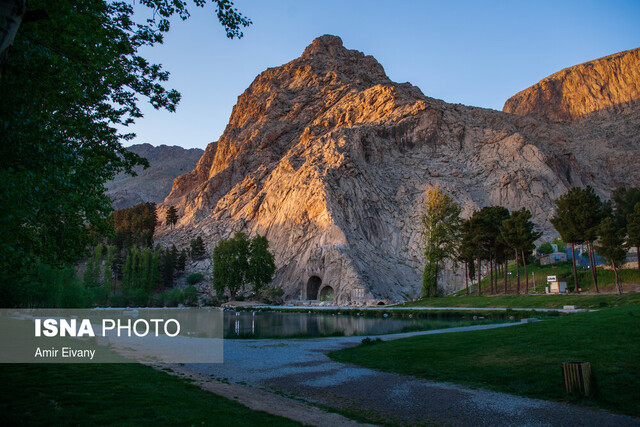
[{"left": 155, "top": 35, "right": 640, "bottom": 303}]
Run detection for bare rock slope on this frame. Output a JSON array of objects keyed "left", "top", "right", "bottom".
[
  {"left": 157, "top": 36, "right": 640, "bottom": 303},
  {"left": 106, "top": 143, "right": 203, "bottom": 209},
  {"left": 503, "top": 48, "right": 640, "bottom": 121}
]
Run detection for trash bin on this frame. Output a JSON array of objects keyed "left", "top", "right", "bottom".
[{"left": 562, "top": 361, "right": 592, "bottom": 396}]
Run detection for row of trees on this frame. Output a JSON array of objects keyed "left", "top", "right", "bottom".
[
  {"left": 551, "top": 186, "right": 640, "bottom": 295},
  {"left": 424, "top": 185, "right": 640, "bottom": 297},
  {"left": 422, "top": 187, "right": 541, "bottom": 297}
]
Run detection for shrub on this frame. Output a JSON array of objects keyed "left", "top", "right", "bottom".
[
  {"left": 186, "top": 273, "right": 204, "bottom": 285},
  {"left": 182, "top": 286, "right": 198, "bottom": 306}
]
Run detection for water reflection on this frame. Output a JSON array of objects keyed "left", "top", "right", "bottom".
[{"left": 224, "top": 311, "right": 496, "bottom": 339}]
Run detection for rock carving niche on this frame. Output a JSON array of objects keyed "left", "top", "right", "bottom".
[
  {"left": 319, "top": 286, "right": 334, "bottom": 302},
  {"left": 306, "top": 276, "right": 322, "bottom": 300}
]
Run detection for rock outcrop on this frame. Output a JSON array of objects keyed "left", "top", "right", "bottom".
[
  {"left": 156, "top": 36, "right": 640, "bottom": 303},
  {"left": 106, "top": 143, "right": 203, "bottom": 209},
  {"left": 503, "top": 48, "right": 640, "bottom": 121}
]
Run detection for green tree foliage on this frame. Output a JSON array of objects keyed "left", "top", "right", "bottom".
[
  {"left": 212, "top": 233, "right": 250, "bottom": 299},
  {"left": 176, "top": 249, "right": 187, "bottom": 273},
  {"left": 109, "top": 203, "right": 157, "bottom": 249},
  {"left": 158, "top": 245, "right": 178, "bottom": 288},
  {"left": 103, "top": 245, "right": 118, "bottom": 295},
  {"left": 467, "top": 206, "right": 510, "bottom": 296},
  {"left": 247, "top": 235, "right": 276, "bottom": 296},
  {"left": 551, "top": 186, "right": 606, "bottom": 293},
  {"left": 457, "top": 219, "right": 476, "bottom": 295},
  {"left": 83, "top": 244, "right": 104, "bottom": 288},
  {"left": 536, "top": 242, "right": 554, "bottom": 255},
  {"left": 628, "top": 203, "right": 640, "bottom": 280},
  {"left": 595, "top": 217, "right": 627, "bottom": 295},
  {"left": 166, "top": 206, "right": 179, "bottom": 228},
  {"left": 613, "top": 187, "right": 640, "bottom": 279},
  {"left": 121, "top": 247, "right": 159, "bottom": 295},
  {"left": 212, "top": 233, "right": 275, "bottom": 299},
  {"left": 190, "top": 236, "right": 207, "bottom": 260},
  {"left": 0, "top": 0, "right": 250, "bottom": 285},
  {"left": 501, "top": 208, "right": 541, "bottom": 294},
  {"left": 551, "top": 237, "right": 566, "bottom": 252},
  {"left": 421, "top": 187, "right": 461, "bottom": 297}
]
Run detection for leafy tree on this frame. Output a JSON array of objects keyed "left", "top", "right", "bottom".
[
  {"left": 212, "top": 233, "right": 275, "bottom": 299},
  {"left": 166, "top": 206, "right": 179, "bottom": 228},
  {"left": 551, "top": 187, "right": 588, "bottom": 292},
  {"left": 537, "top": 242, "right": 554, "bottom": 255},
  {"left": 613, "top": 187, "right": 640, "bottom": 279},
  {"left": 176, "top": 249, "right": 187, "bottom": 273},
  {"left": 108, "top": 202, "right": 157, "bottom": 249},
  {"left": 212, "top": 232, "right": 250, "bottom": 299},
  {"left": 83, "top": 244, "right": 104, "bottom": 288},
  {"left": 103, "top": 245, "right": 118, "bottom": 295},
  {"left": 628, "top": 203, "right": 640, "bottom": 280},
  {"left": 467, "top": 207, "right": 510, "bottom": 295},
  {"left": 421, "top": 187, "right": 461, "bottom": 297},
  {"left": 551, "top": 237, "right": 566, "bottom": 252},
  {"left": 189, "top": 236, "right": 207, "bottom": 259},
  {"left": 501, "top": 208, "right": 541, "bottom": 294},
  {"left": 612, "top": 187, "right": 640, "bottom": 227},
  {"left": 595, "top": 217, "right": 627, "bottom": 295},
  {"left": 0, "top": 0, "right": 250, "bottom": 286},
  {"left": 159, "top": 245, "right": 178, "bottom": 288},
  {"left": 247, "top": 235, "right": 276, "bottom": 296},
  {"left": 190, "top": 236, "right": 207, "bottom": 260},
  {"left": 458, "top": 219, "right": 476, "bottom": 295}
]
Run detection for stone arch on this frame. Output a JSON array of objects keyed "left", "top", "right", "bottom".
[
  {"left": 306, "top": 276, "right": 322, "bottom": 300},
  {"left": 319, "top": 286, "right": 334, "bottom": 302}
]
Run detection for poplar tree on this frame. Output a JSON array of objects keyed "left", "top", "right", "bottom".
[{"left": 421, "top": 187, "right": 461, "bottom": 297}]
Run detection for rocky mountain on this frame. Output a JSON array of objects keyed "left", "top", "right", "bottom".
[
  {"left": 503, "top": 47, "right": 640, "bottom": 121},
  {"left": 106, "top": 143, "right": 203, "bottom": 209},
  {"left": 156, "top": 35, "right": 640, "bottom": 303}
]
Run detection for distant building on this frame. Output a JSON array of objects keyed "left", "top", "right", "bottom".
[
  {"left": 540, "top": 252, "right": 568, "bottom": 266},
  {"left": 546, "top": 276, "right": 568, "bottom": 294}
]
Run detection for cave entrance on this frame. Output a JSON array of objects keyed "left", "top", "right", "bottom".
[
  {"left": 319, "top": 286, "right": 334, "bottom": 302},
  {"left": 306, "top": 276, "right": 322, "bottom": 300}
]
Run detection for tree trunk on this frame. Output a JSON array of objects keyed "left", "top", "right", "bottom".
[
  {"left": 503, "top": 258, "right": 508, "bottom": 294},
  {"left": 0, "top": 0, "right": 26, "bottom": 73},
  {"left": 612, "top": 261, "right": 622, "bottom": 295},
  {"left": 489, "top": 252, "right": 494, "bottom": 295},
  {"left": 494, "top": 258, "right": 499, "bottom": 294},
  {"left": 588, "top": 241, "right": 599, "bottom": 293},
  {"left": 637, "top": 246, "right": 640, "bottom": 281},
  {"left": 434, "top": 264, "right": 439, "bottom": 297},
  {"left": 465, "top": 262, "right": 469, "bottom": 296},
  {"left": 477, "top": 255, "right": 482, "bottom": 296},
  {"left": 515, "top": 248, "right": 520, "bottom": 295},
  {"left": 570, "top": 242, "right": 578, "bottom": 292},
  {"left": 522, "top": 250, "right": 529, "bottom": 294}
]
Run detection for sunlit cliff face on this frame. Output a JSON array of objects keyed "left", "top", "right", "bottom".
[
  {"left": 503, "top": 47, "right": 640, "bottom": 122},
  {"left": 155, "top": 36, "right": 640, "bottom": 302}
]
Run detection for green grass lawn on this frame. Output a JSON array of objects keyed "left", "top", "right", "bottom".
[
  {"left": 402, "top": 292, "right": 640, "bottom": 309},
  {"left": 329, "top": 305, "right": 640, "bottom": 417},
  {"left": 0, "top": 363, "right": 301, "bottom": 426}
]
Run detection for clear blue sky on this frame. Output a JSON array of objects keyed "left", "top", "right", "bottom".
[{"left": 126, "top": 0, "right": 640, "bottom": 150}]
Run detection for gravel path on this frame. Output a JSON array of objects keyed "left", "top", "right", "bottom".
[{"left": 181, "top": 323, "right": 639, "bottom": 426}]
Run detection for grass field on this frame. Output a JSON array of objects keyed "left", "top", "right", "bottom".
[
  {"left": 402, "top": 291, "right": 640, "bottom": 309},
  {"left": 0, "top": 363, "right": 301, "bottom": 426},
  {"left": 329, "top": 305, "right": 640, "bottom": 416}
]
